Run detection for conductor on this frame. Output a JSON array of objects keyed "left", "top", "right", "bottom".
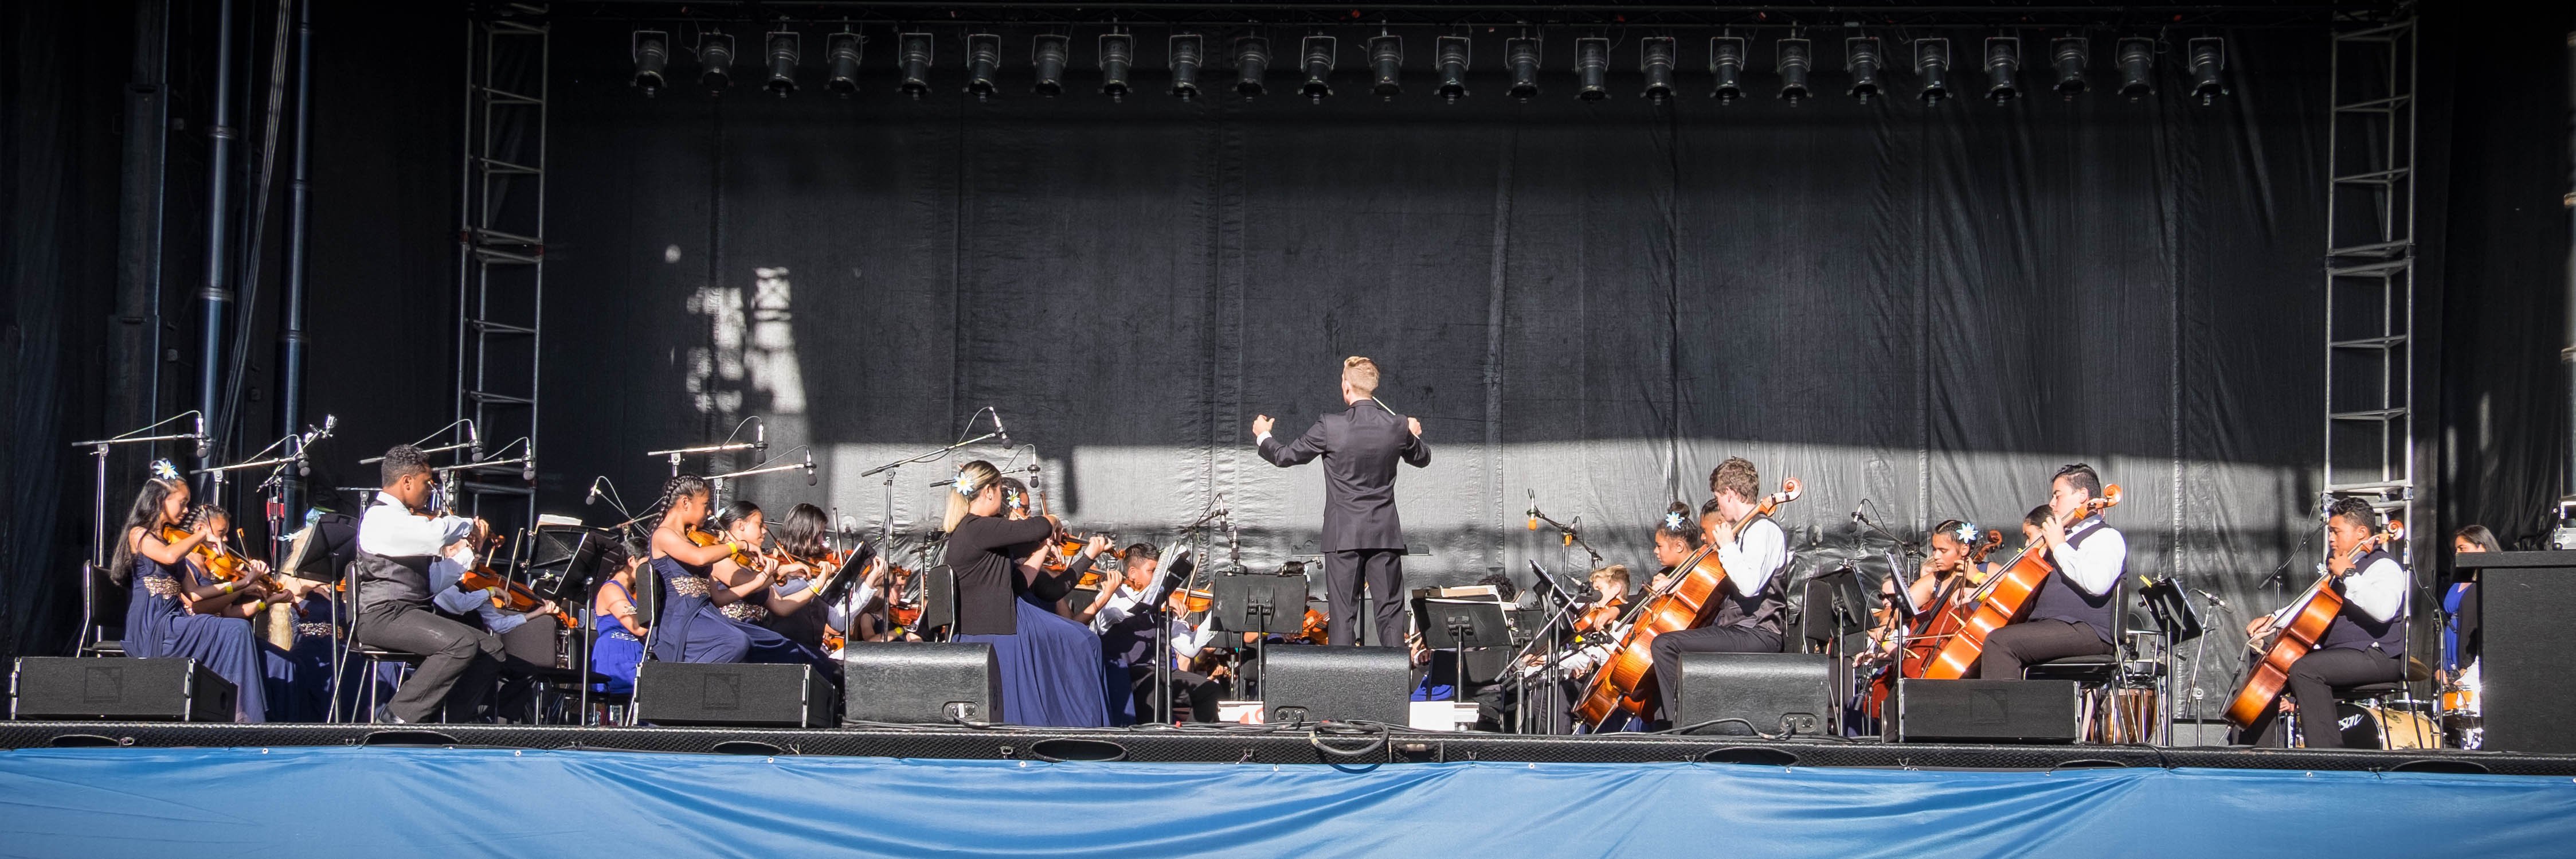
[{"left": 1253, "top": 356, "right": 1431, "bottom": 647}]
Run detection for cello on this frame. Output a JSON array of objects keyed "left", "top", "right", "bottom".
[
  {"left": 2223, "top": 519, "right": 2403, "bottom": 728},
  {"left": 1861, "top": 529, "right": 2002, "bottom": 718},
  {"left": 1572, "top": 478, "right": 1802, "bottom": 729},
  {"left": 1913, "top": 485, "right": 2124, "bottom": 681}
]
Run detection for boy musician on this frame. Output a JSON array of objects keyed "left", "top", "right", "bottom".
[
  {"left": 1973, "top": 463, "right": 2123, "bottom": 679},
  {"left": 2237, "top": 496, "right": 2409, "bottom": 748},
  {"left": 1647, "top": 457, "right": 1789, "bottom": 723},
  {"left": 349, "top": 445, "right": 507, "bottom": 723}
]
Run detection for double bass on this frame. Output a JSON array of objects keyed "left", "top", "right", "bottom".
[
  {"left": 1910, "top": 485, "right": 2124, "bottom": 682},
  {"left": 2223, "top": 520, "right": 2404, "bottom": 728},
  {"left": 1572, "top": 479, "right": 1802, "bottom": 729}
]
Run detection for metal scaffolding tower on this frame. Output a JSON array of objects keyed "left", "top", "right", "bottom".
[
  {"left": 454, "top": 3, "right": 549, "bottom": 526},
  {"left": 2321, "top": 18, "right": 2418, "bottom": 545}
]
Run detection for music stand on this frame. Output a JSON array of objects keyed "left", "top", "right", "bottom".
[
  {"left": 1412, "top": 596, "right": 1510, "bottom": 702},
  {"left": 2139, "top": 577, "right": 2205, "bottom": 644},
  {"left": 1212, "top": 572, "right": 1305, "bottom": 636}
]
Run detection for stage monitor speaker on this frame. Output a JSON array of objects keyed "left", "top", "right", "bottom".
[
  {"left": 1262, "top": 646, "right": 1411, "bottom": 725},
  {"left": 11, "top": 657, "right": 235, "bottom": 721},
  {"left": 1894, "top": 678, "right": 2081, "bottom": 743},
  {"left": 634, "top": 662, "right": 832, "bottom": 728},
  {"left": 841, "top": 641, "right": 1003, "bottom": 725},
  {"left": 1674, "top": 652, "right": 1835, "bottom": 736},
  {"left": 2478, "top": 563, "right": 2576, "bottom": 753},
  {"left": 919, "top": 565, "right": 957, "bottom": 633}
]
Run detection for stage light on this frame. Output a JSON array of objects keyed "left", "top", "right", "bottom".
[
  {"left": 632, "top": 30, "right": 670, "bottom": 96},
  {"left": 1234, "top": 36, "right": 1269, "bottom": 98},
  {"left": 897, "top": 32, "right": 933, "bottom": 99},
  {"left": 1435, "top": 36, "right": 1470, "bottom": 102},
  {"left": 964, "top": 33, "right": 1001, "bottom": 100},
  {"left": 825, "top": 31, "right": 862, "bottom": 96},
  {"left": 1099, "top": 32, "right": 1133, "bottom": 100},
  {"left": 1709, "top": 36, "right": 1746, "bottom": 103},
  {"left": 1845, "top": 36, "right": 1882, "bottom": 103},
  {"left": 1984, "top": 37, "right": 2019, "bottom": 103},
  {"left": 1640, "top": 37, "right": 1676, "bottom": 103},
  {"left": 764, "top": 31, "right": 799, "bottom": 97},
  {"left": 1916, "top": 37, "right": 1951, "bottom": 104},
  {"left": 2116, "top": 37, "right": 2154, "bottom": 99},
  {"left": 2187, "top": 37, "right": 2226, "bottom": 105},
  {"left": 1032, "top": 34, "right": 1069, "bottom": 96},
  {"left": 1169, "top": 34, "right": 1203, "bottom": 99},
  {"left": 2050, "top": 37, "right": 2087, "bottom": 97},
  {"left": 1505, "top": 37, "right": 1540, "bottom": 101},
  {"left": 1369, "top": 34, "right": 1402, "bottom": 99},
  {"left": 698, "top": 32, "right": 735, "bottom": 91},
  {"left": 1300, "top": 35, "right": 1336, "bottom": 101},
  {"left": 1776, "top": 37, "right": 1811, "bottom": 104},
  {"left": 1575, "top": 37, "right": 1608, "bottom": 101}
]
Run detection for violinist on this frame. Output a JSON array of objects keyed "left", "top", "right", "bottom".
[
  {"left": 350, "top": 444, "right": 506, "bottom": 724},
  {"left": 1080, "top": 542, "right": 1161, "bottom": 631},
  {"left": 940, "top": 460, "right": 1112, "bottom": 727},
  {"left": 1148, "top": 583, "right": 1227, "bottom": 724},
  {"left": 1521, "top": 564, "right": 1633, "bottom": 681},
  {"left": 1091, "top": 543, "right": 1176, "bottom": 724},
  {"left": 995, "top": 477, "right": 1109, "bottom": 614},
  {"left": 2236, "top": 497, "right": 2410, "bottom": 748},
  {"left": 1971, "top": 464, "right": 2124, "bottom": 680},
  {"left": 1647, "top": 458, "right": 1792, "bottom": 724},
  {"left": 705, "top": 501, "right": 840, "bottom": 667},
  {"left": 428, "top": 520, "right": 564, "bottom": 722},
  {"left": 766, "top": 503, "right": 878, "bottom": 654},
  {"left": 110, "top": 464, "right": 276, "bottom": 721},
  {"left": 589, "top": 541, "right": 649, "bottom": 696},
  {"left": 648, "top": 475, "right": 762, "bottom": 664}
]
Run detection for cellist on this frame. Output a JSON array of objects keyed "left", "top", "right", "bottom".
[
  {"left": 1972, "top": 463, "right": 2127, "bottom": 679},
  {"left": 1647, "top": 458, "right": 1792, "bottom": 724},
  {"left": 2235, "top": 497, "right": 2409, "bottom": 748}
]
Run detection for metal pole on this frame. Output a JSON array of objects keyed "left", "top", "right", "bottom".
[
  {"left": 2563, "top": 30, "right": 2575, "bottom": 508},
  {"left": 279, "top": 0, "right": 314, "bottom": 522},
  {"left": 197, "top": 0, "right": 239, "bottom": 487}
]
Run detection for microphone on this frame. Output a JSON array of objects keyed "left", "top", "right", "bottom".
[
  {"left": 584, "top": 478, "right": 602, "bottom": 506},
  {"left": 467, "top": 420, "right": 483, "bottom": 461},
  {"left": 1851, "top": 499, "right": 1868, "bottom": 525},
  {"left": 991, "top": 408, "right": 1011, "bottom": 449},
  {"left": 522, "top": 444, "right": 538, "bottom": 483},
  {"left": 804, "top": 450, "right": 818, "bottom": 486},
  {"left": 1526, "top": 488, "right": 1538, "bottom": 532},
  {"left": 194, "top": 412, "right": 209, "bottom": 459},
  {"left": 2192, "top": 587, "right": 2229, "bottom": 608},
  {"left": 754, "top": 419, "right": 768, "bottom": 452}
]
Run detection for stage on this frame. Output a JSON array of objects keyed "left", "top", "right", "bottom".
[{"left": 4, "top": 724, "right": 2574, "bottom": 857}]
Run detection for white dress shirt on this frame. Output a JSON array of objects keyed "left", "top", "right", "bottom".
[
  {"left": 1717, "top": 517, "right": 1787, "bottom": 598},
  {"left": 1091, "top": 583, "right": 1149, "bottom": 633},
  {"left": 2271, "top": 555, "right": 2406, "bottom": 626},
  {"left": 1169, "top": 617, "right": 1219, "bottom": 670},
  {"left": 356, "top": 491, "right": 473, "bottom": 557},
  {"left": 2046, "top": 518, "right": 2125, "bottom": 596}
]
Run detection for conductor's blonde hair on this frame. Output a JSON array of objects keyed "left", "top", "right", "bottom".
[{"left": 1342, "top": 356, "right": 1380, "bottom": 397}]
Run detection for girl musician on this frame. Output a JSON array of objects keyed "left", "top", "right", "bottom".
[
  {"left": 647, "top": 476, "right": 805, "bottom": 665},
  {"left": 111, "top": 464, "right": 279, "bottom": 721},
  {"left": 992, "top": 477, "right": 1112, "bottom": 619},
  {"left": 1861, "top": 520, "right": 1988, "bottom": 668},
  {"left": 195, "top": 504, "right": 337, "bottom": 721},
  {"left": 941, "top": 460, "right": 1111, "bottom": 727},
  {"left": 1648, "top": 458, "right": 1792, "bottom": 725},
  {"left": 2236, "top": 496, "right": 2410, "bottom": 748},
  {"left": 706, "top": 501, "right": 841, "bottom": 649},
  {"left": 1520, "top": 564, "right": 1634, "bottom": 681},
  {"left": 766, "top": 503, "right": 884, "bottom": 655},
  {"left": 590, "top": 541, "right": 649, "bottom": 695}
]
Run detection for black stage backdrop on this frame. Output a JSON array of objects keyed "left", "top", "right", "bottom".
[{"left": 8, "top": 5, "right": 2573, "bottom": 685}]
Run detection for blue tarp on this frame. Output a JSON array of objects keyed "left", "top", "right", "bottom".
[{"left": 3, "top": 746, "right": 2573, "bottom": 857}]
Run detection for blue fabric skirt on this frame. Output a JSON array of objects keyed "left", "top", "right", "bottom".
[{"left": 955, "top": 599, "right": 1110, "bottom": 727}]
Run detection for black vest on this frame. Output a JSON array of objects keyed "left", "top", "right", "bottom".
[
  {"left": 2317, "top": 548, "right": 2408, "bottom": 654},
  {"left": 1709, "top": 515, "right": 1787, "bottom": 637},
  {"left": 2025, "top": 517, "right": 2119, "bottom": 644},
  {"left": 351, "top": 501, "right": 439, "bottom": 613}
]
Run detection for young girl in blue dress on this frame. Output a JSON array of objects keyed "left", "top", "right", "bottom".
[{"left": 111, "top": 466, "right": 279, "bottom": 722}]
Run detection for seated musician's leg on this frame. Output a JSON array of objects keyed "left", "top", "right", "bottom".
[
  {"left": 2286, "top": 647, "right": 2405, "bottom": 749},
  {"left": 1975, "top": 620, "right": 2108, "bottom": 680}
]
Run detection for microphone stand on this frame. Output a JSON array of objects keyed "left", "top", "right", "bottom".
[
  {"left": 855, "top": 420, "right": 1004, "bottom": 544},
  {"left": 1509, "top": 565, "right": 1590, "bottom": 735},
  {"left": 706, "top": 445, "right": 815, "bottom": 497},
  {"left": 72, "top": 411, "right": 210, "bottom": 568},
  {"left": 1529, "top": 505, "right": 1605, "bottom": 570},
  {"left": 193, "top": 432, "right": 304, "bottom": 563}
]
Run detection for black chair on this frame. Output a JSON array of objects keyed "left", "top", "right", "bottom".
[
  {"left": 2023, "top": 575, "right": 2130, "bottom": 741},
  {"left": 79, "top": 562, "right": 128, "bottom": 657}
]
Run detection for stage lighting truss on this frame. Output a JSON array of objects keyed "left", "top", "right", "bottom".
[
  {"left": 1984, "top": 36, "right": 2020, "bottom": 103},
  {"left": 1168, "top": 33, "right": 1204, "bottom": 99},
  {"left": 1434, "top": 35, "right": 1470, "bottom": 102},
  {"left": 1234, "top": 36, "right": 1270, "bottom": 98},
  {"left": 1575, "top": 36, "right": 1609, "bottom": 101},
  {"left": 765, "top": 31, "right": 800, "bottom": 97},
  {"left": 2051, "top": 36, "right": 2088, "bottom": 97},
  {"left": 698, "top": 32, "right": 735, "bottom": 91},
  {"left": 1099, "top": 32, "right": 1134, "bottom": 100},
  {"left": 1916, "top": 37, "right": 1952, "bottom": 104},
  {"left": 1776, "top": 36, "right": 1811, "bottom": 104},
  {"left": 2117, "top": 37, "right": 2155, "bottom": 99},
  {"left": 965, "top": 32, "right": 1001, "bottom": 100},
  {"left": 1845, "top": 36, "right": 1882, "bottom": 103},
  {"left": 632, "top": 29, "right": 670, "bottom": 95},
  {"left": 1708, "top": 35, "right": 1746, "bottom": 103},
  {"left": 1301, "top": 34, "right": 1337, "bottom": 101},
  {"left": 1505, "top": 36, "right": 1541, "bottom": 101},
  {"left": 2187, "top": 37, "right": 2226, "bottom": 105},
  {"left": 1033, "top": 33, "right": 1071, "bottom": 96},
  {"left": 897, "top": 32, "right": 933, "bottom": 99},
  {"left": 1640, "top": 36, "right": 1677, "bottom": 103},
  {"left": 825, "top": 30, "right": 862, "bottom": 96}
]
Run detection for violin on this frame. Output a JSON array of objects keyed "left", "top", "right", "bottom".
[
  {"left": 1290, "top": 606, "right": 1329, "bottom": 645},
  {"left": 160, "top": 510, "right": 277, "bottom": 592},
  {"left": 460, "top": 563, "right": 576, "bottom": 629},
  {"left": 686, "top": 526, "right": 764, "bottom": 568}
]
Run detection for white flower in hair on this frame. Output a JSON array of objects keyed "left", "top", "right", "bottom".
[
  {"left": 150, "top": 459, "right": 181, "bottom": 482},
  {"left": 1663, "top": 510, "right": 1688, "bottom": 531},
  {"left": 953, "top": 471, "right": 978, "bottom": 498}
]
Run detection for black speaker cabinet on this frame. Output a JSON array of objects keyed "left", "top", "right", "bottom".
[
  {"left": 1894, "top": 678, "right": 2081, "bottom": 744},
  {"left": 919, "top": 565, "right": 957, "bottom": 632},
  {"left": 11, "top": 657, "right": 236, "bottom": 721},
  {"left": 1674, "top": 652, "right": 1836, "bottom": 736},
  {"left": 634, "top": 661, "right": 833, "bottom": 728},
  {"left": 1262, "top": 646, "right": 1412, "bottom": 725},
  {"left": 2476, "top": 557, "right": 2576, "bottom": 753},
  {"left": 841, "top": 641, "right": 1003, "bottom": 725}
]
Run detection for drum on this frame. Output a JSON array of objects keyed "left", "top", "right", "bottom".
[
  {"left": 2095, "top": 688, "right": 2162, "bottom": 744},
  {"left": 2329, "top": 701, "right": 2442, "bottom": 750}
]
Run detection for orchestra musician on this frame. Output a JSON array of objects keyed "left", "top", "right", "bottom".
[
  {"left": 2442, "top": 524, "right": 2496, "bottom": 734},
  {"left": 1521, "top": 564, "right": 1633, "bottom": 681},
  {"left": 1252, "top": 356, "right": 1432, "bottom": 646},
  {"left": 703, "top": 500, "right": 838, "bottom": 675},
  {"left": 2236, "top": 497, "right": 2411, "bottom": 748},
  {"left": 1647, "top": 458, "right": 1791, "bottom": 724},
  {"left": 1861, "top": 520, "right": 1986, "bottom": 669},
  {"left": 426, "top": 518, "right": 565, "bottom": 722},
  {"left": 589, "top": 540, "right": 649, "bottom": 696},
  {"left": 941, "top": 459, "right": 1112, "bottom": 727},
  {"left": 1968, "top": 464, "right": 2125, "bottom": 680},
  {"left": 768, "top": 502, "right": 884, "bottom": 655},
  {"left": 111, "top": 466, "right": 279, "bottom": 722},
  {"left": 349, "top": 445, "right": 506, "bottom": 723},
  {"left": 648, "top": 475, "right": 768, "bottom": 664}
]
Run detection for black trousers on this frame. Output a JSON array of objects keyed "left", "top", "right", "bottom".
[
  {"left": 1974, "top": 619, "right": 2111, "bottom": 680},
  {"left": 1650, "top": 625, "right": 1784, "bottom": 722},
  {"left": 355, "top": 601, "right": 503, "bottom": 723},
  {"left": 1125, "top": 663, "right": 1224, "bottom": 724},
  {"left": 1325, "top": 548, "right": 1406, "bottom": 647},
  {"left": 2241, "top": 646, "right": 2409, "bottom": 749}
]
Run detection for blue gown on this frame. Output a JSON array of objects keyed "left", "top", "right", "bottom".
[
  {"left": 263, "top": 588, "right": 344, "bottom": 722},
  {"left": 948, "top": 584, "right": 1111, "bottom": 728},
  {"left": 124, "top": 553, "right": 269, "bottom": 722},
  {"left": 650, "top": 555, "right": 822, "bottom": 667},
  {"left": 592, "top": 580, "right": 645, "bottom": 694}
]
